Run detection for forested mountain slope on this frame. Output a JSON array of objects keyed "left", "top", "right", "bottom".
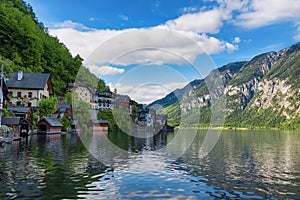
[{"left": 0, "top": 0, "right": 106, "bottom": 95}]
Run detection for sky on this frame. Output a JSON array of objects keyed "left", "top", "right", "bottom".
[{"left": 26, "top": 0, "right": 300, "bottom": 104}]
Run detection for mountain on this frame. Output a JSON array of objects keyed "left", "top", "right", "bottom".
[
  {"left": 150, "top": 42, "right": 300, "bottom": 129},
  {"left": 0, "top": 0, "right": 106, "bottom": 95}
]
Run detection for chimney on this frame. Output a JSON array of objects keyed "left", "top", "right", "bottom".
[{"left": 17, "top": 70, "right": 23, "bottom": 81}]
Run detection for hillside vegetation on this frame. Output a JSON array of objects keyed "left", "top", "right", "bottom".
[{"left": 0, "top": 0, "right": 106, "bottom": 95}]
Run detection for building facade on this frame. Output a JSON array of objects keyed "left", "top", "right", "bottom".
[
  {"left": 6, "top": 71, "right": 53, "bottom": 108},
  {"left": 95, "top": 90, "right": 113, "bottom": 110},
  {"left": 37, "top": 117, "right": 63, "bottom": 134},
  {"left": 68, "top": 83, "right": 94, "bottom": 104}
]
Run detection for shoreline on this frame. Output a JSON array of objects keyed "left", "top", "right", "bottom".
[{"left": 173, "top": 126, "right": 299, "bottom": 131}]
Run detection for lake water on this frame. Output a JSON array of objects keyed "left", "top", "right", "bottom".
[{"left": 0, "top": 130, "right": 299, "bottom": 199}]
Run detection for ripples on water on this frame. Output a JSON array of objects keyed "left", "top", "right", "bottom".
[{"left": 0, "top": 130, "right": 299, "bottom": 199}]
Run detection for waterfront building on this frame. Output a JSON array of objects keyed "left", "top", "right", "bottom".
[
  {"left": 114, "top": 95, "right": 131, "bottom": 109},
  {"left": 95, "top": 90, "right": 113, "bottom": 110},
  {"left": 68, "top": 83, "right": 94, "bottom": 104},
  {"left": 37, "top": 117, "right": 63, "bottom": 134},
  {"left": 56, "top": 103, "right": 72, "bottom": 118},
  {"left": 6, "top": 71, "right": 53, "bottom": 108},
  {"left": 7, "top": 106, "right": 33, "bottom": 119}
]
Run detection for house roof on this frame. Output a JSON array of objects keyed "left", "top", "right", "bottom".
[
  {"left": 7, "top": 72, "right": 50, "bottom": 90},
  {"left": 92, "top": 119, "right": 109, "bottom": 124},
  {"left": 68, "top": 83, "right": 94, "bottom": 93},
  {"left": 56, "top": 103, "right": 71, "bottom": 109},
  {"left": 1, "top": 117, "right": 21, "bottom": 125},
  {"left": 56, "top": 103, "right": 71, "bottom": 113},
  {"left": 70, "top": 120, "right": 78, "bottom": 125},
  {"left": 50, "top": 114, "right": 59, "bottom": 119},
  {"left": 95, "top": 90, "right": 112, "bottom": 95},
  {"left": 20, "top": 118, "right": 32, "bottom": 125},
  {"left": 7, "top": 106, "right": 31, "bottom": 114},
  {"left": 40, "top": 117, "right": 63, "bottom": 127},
  {"left": 114, "top": 95, "right": 130, "bottom": 102}
]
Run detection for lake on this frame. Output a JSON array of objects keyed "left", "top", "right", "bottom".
[{"left": 0, "top": 129, "right": 299, "bottom": 199}]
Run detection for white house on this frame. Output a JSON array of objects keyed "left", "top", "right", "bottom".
[
  {"left": 95, "top": 90, "right": 114, "bottom": 110},
  {"left": 6, "top": 71, "right": 53, "bottom": 108}
]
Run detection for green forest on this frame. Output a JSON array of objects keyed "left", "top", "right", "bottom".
[{"left": 0, "top": 0, "right": 107, "bottom": 96}]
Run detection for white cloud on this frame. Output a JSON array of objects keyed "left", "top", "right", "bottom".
[
  {"left": 50, "top": 27, "right": 237, "bottom": 66},
  {"left": 165, "top": 0, "right": 249, "bottom": 34},
  {"left": 49, "top": 28, "right": 121, "bottom": 59},
  {"left": 294, "top": 23, "right": 300, "bottom": 41},
  {"left": 88, "top": 65, "right": 125, "bottom": 76},
  {"left": 164, "top": 9, "right": 224, "bottom": 34},
  {"left": 181, "top": 6, "right": 199, "bottom": 14},
  {"left": 224, "top": 42, "right": 238, "bottom": 52},
  {"left": 109, "top": 82, "right": 187, "bottom": 104},
  {"left": 235, "top": 0, "right": 300, "bottom": 28},
  {"left": 51, "top": 20, "right": 92, "bottom": 31},
  {"left": 49, "top": 1, "right": 247, "bottom": 66},
  {"left": 119, "top": 14, "right": 129, "bottom": 21},
  {"left": 233, "top": 37, "right": 241, "bottom": 43},
  {"left": 48, "top": 0, "right": 300, "bottom": 66}
]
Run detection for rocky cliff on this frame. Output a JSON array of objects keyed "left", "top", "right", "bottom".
[{"left": 150, "top": 42, "right": 300, "bottom": 129}]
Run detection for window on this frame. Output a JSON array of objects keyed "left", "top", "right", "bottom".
[
  {"left": 17, "top": 92, "right": 22, "bottom": 97},
  {"left": 16, "top": 101, "right": 21, "bottom": 106},
  {"left": 28, "top": 92, "right": 32, "bottom": 98},
  {"left": 28, "top": 102, "right": 32, "bottom": 107},
  {"left": 9, "top": 92, "right": 13, "bottom": 96}
]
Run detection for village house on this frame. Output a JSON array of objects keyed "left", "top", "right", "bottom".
[
  {"left": 156, "top": 114, "right": 168, "bottom": 127},
  {"left": 90, "top": 119, "right": 109, "bottom": 131},
  {"left": 37, "top": 117, "right": 63, "bottom": 134},
  {"left": 1, "top": 116, "right": 31, "bottom": 137},
  {"left": 7, "top": 106, "right": 33, "bottom": 119},
  {"left": 6, "top": 71, "right": 53, "bottom": 109},
  {"left": 68, "top": 83, "right": 94, "bottom": 104},
  {"left": 55, "top": 103, "right": 72, "bottom": 118},
  {"left": 95, "top": 90, "right": 114, "bottom": 110},
  {"left": 1, "top": 116, "right": 20, "bottom": 135},
  {"left": 113, "top": 95, "right": 133, "bottom": 115}
]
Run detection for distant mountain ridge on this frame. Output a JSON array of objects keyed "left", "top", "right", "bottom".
[{"left": 150, "top": 42, "right": 300, "bottom": 129}]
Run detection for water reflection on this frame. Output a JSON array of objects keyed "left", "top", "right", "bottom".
[
  {"left": 180, "top": 130, "right": 300, "bottom": 198},
  {"left": 0, "top": 130, "right": 299, "bottom": 199}
]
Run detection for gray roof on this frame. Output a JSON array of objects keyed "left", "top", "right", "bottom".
[
  {"left": 1, "top": 117, "right": 21, "bottom": 125},
  {"left": 68, "top": 83, "right": 94, "bottom": 93},
  {"left": 7, "top": 106, "right": 31, "bottom": 114},
  {"left": 7, "top": 72, "right": 50, "bottom": 89},
  {"left": 114, "top": 95, "right": 130, "bottom": 102},
  {"left": 41, "top": 117, "right": 63, "bottom": 127},
  {"left": 50, "top": 114, "right": 59, "bottom": 118},
  {"left": 70, "top": 120, "right": 78, "bottom": 125},
  {"left": 95, "top": 90, "right": 112, "bottom": 95},
  {"left": 92, "top": 119, "right": 109, "bottom": 124},
  {"left": 56, "top": 103, "right": 71, "bottom": 109}
]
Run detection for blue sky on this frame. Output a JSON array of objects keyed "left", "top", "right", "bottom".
[{"left": 26, "top": 0, "right": 300, "bottom": 103}]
